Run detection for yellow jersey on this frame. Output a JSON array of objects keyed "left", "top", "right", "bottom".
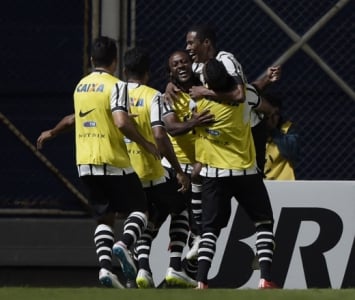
[
  {"left": 195, "top": 99, "right": 255, "bottom": 170},
  {"left": 264, "top": 121, "right": 296, "bottom": 180},
  {"left": 74, "top": 71, "right": 131, "bottom": 168},
  {"left": 125, "top": 83, "right": 166, "bottom": 181},
  {"left": 163, "top": 91, "right": 197, "bottom": 164}
]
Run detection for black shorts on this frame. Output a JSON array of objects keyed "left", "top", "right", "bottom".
[
  {"left": 80, "top": 173, "right": 147, "bottom": 219},
  {"left": 144, "top": 169, "right": 188, "bottom": 227},
  {"left": 201, "top": 174, "right": 273, "bottom": 234}
]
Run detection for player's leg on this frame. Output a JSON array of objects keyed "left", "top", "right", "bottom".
[
  {"left": 134, "top": 220, "right": 158, "bottom": 288},
  {"left": 80, "top": 175, "right": 125, "bottom": 288},
  {"left": 165, "top": 209, "right": 197, "bottom": 287},
  {"left": 112, "top": 173, "right": 148, "bottom": 282},
  {"left": 150, "top": 171, "right": 196, "bottom": 287},
  {"left": 196, "top": 176, "right": 233, "bottom": 288},
  {"left": 186, "top": 163, "right": 203, "bottom": 260},
  {"left": 235, "top": 174, "right": 278, "bottom": 289}
]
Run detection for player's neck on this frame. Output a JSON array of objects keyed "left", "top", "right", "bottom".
[{"left": 94, "top": 67, "right": 113, "bottom": 75}]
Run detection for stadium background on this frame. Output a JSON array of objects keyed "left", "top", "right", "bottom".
[{"left": 1, "top": 0, "right": 354, "bottom": 214}]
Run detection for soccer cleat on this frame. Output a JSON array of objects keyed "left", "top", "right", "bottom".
[
  {"left": 186, "top": 235, "right": 201, "bottom": 260},
  {"left": 112, "top": 241, "right": 137, "bottom": 281},
  {"left": 136, "top": 269, "right": 154, "bottom": 288},
  {"left": 258, "top": 278, "right": 279, "bottom": 289},
  {"left": 195, "top": 281, "right": 208, "bottom": 289},
  {"left": 165, "top": 267, "right": 197, "bottom": 287},
  {"left": 99, "top": 268, "right": 125, "bottom": 288}
]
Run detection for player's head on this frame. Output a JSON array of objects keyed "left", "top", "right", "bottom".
[
  {"left": 262, "top": 90, "right": 283, "bottom": 110},
  {"left": 168, "top": 50, "right": 194, "bottom": 85},
  {"left": 124, "top": 47, "right": 150, "bottom": 82},
  {"left": 262, "top": 89, "right": 283, "bottom": 128},
  {"left": 91, "top": 36, "right": 117, "bottom": 70},
  {"left": 203, "top": 58, "right": 236, "bottom": 92},
  {"left": 186, "top": 24, "right": 217, "bottom": 63}
]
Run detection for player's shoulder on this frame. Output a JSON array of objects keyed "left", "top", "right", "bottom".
[
  {"left": 216, "top": 50, "right": 237, "bottom": 61},
  {"left": 144, "top": 84, "right": 161, "bottom": 95}
]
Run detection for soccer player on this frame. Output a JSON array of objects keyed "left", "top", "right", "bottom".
[
  {"left": 194, "top": 58, "right": 278, "bottom": 289},
  {"left": 161, "top": 50, "right": 215, "bottom": 277},
  {"left": 122, "top": 47, "right": 196, "bottom": 288},
  {"left": 38, "top": 36, "right": 160, "bottom": 288}
]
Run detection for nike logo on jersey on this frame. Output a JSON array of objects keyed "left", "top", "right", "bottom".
[{"left": 79, "top": 108, "right": 95, "bottom": 117}]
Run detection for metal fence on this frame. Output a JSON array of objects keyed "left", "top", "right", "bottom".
[
  {"left": 1, "top": 0, "right": 354, "bottom": 214},
  {"left": 133, "top": 0, "right": 355, "bottom": 180}
]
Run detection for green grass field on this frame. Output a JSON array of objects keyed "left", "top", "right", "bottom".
[{"left": 0, "top": 288, "right": 354, "bottom": 300}]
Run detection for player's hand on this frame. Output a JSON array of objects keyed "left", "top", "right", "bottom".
[
  {"left": 191, "top": 109, "right": 215, "bottom": 126},
  {"left": 36, "top": 130, "right": 53, "bottom": 150},
  {"left": 189, "top": 85, "right": 209, "bottom": 100},
  {"left": 267, "top": 65, "right": 281, "bottom": 82},
  {"left": 164, "top": 82, "right": 180, "bottom": 105},
  {"left": 176, "top": 171, "right": 190, "bottom": 193}
]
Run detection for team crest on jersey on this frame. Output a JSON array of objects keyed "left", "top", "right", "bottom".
[{"left": 76, "top": 83, "right": 104, "bottom": 92}]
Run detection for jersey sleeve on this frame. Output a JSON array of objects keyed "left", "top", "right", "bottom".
[
  {"left": 217, "top": 51, "right": 247, "bottom": 84},
  {"left": 150, "top": 92, "right": 165, "bottom": 128},
  {"left": 111, "top": 80, "right": 129, "bottom": 113},
  {"left": 162, "top": 96, "right": 176, "bottom": 117},
  {"left": 246, "top": 84, "right": 261, "bottom": 109}
]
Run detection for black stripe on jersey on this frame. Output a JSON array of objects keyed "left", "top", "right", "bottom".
[
  {"left": 162, "top": 101, "right": 174, "bottom": 115},
  {"left": 123, "top": 83, "right": 128, "bottom": 108},
  {"left": 184, "top": 164, "right": 189, "bottom": 173},
  {"left": 114, "top": 83, "right": 120, "bottom": 107},
  {"left": 112, "top": 83, "right": 128, "bottom": 112},
  {"left": 103, "top": 164, "right": 107, "bottom": 175},
  {"left": 154, "top": 94, "right": 163, "bottom": 121},
  {"left": 89, "top": 164, "right": 93, "bottom": 175}
]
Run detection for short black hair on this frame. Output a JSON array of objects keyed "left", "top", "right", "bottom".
[
  {"left": 188, "top": 24, "right": 217, "bottom": 48},
  {"left": 91, "top": 36, "right": 117, "bottom": 67},
  {"left": 203, "top": 58, "right": 235, "bottom": 92},
  {"left": 124, "top": 47, "right": 150, "bottom": 78}
]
